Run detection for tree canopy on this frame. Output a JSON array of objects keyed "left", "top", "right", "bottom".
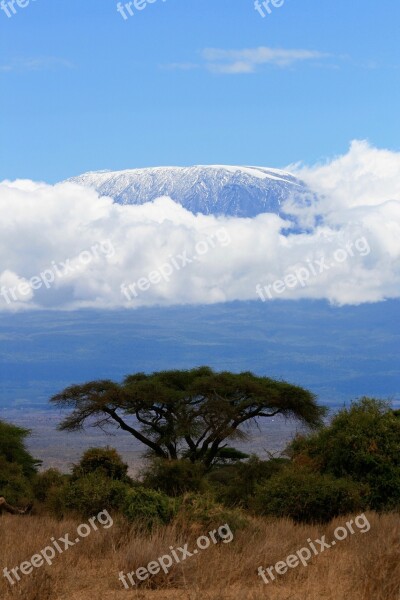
[
  {"left": 51, "top": 367, "right": 326, "bottom": 468},
  {"left": 0, "top": 420, "right": 41, "bottom": 477}
]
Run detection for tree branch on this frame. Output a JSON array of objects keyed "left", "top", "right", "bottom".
[{"left": 105, "top": 408, "right": 168, "bottom": 458}]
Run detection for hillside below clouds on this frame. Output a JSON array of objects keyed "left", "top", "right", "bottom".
[{"left": 67, "top": 165, "right": 310, "bottom": 217}]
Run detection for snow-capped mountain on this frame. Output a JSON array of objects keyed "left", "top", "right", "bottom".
[{"left": 67, "top": 165, "right": 310, "bottom": 218}]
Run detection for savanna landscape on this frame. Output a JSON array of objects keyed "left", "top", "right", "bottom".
[{"left": 1, "top": 369, "right": 400, "bottom": 599}]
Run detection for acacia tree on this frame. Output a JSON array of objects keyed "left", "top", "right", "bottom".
[{"left": 51, "top": 367, "right": 326, "bottom": 469}]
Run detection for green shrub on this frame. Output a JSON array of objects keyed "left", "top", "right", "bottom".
[
  {"left": 207, "top": 456, "right": 288, "bottom": 507},
  {"left": 45, "top": 483, "right": 70, "bottom": 519},
  {"left": 45, "top": 447, "right": 136, "bottom": 518},
  {"left": 56, "top": 473, "right": 130, "bottom": 517},
  {"left": 253, "top": 467, "right": 366, "bottom": 523},
  {"left": 141, "top": 459, "right": 207, "bottom": 496},
  {"left": 72, "top": 447, "right": 131, "bottom": 482},
  {"left": 174, "top": 493, "right": 249, "bottom": 533},
  {"left": 0, "top": 456, "right": 33, "bottom": 505},
  {"left": 122, "top": 486, "right": 174, "bottom": 530},
  {"left": 33, "top": 468, "right": 66, "bottom": 503},
  {"left": 288, "top": 398, "right": 400, "bottom": 511}
]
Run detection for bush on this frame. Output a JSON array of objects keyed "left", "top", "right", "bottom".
[
  {"left": 0, "top": 420, "right": 41, "bottom": 478},
  {"left": 288, "top": 398, "right": 400, "bottom": 511},
  {"left": 33, "top": 469, "right": 66, "bottom": 503},
  {"left": 122, "top": 486, "right": 174, "bottom": 530},
  {"left": 0, "top": 456, "right": 33, "bottom": 505},
  {"left": 141, "top": 459, "right": 207, "bottom": 496},
  {"left": 207, "top": 456, "right": 288, "bottom": 507},
  {"left": 253, "top": 467, "right": 366, "bottom": 523},
  {"left": 52, "top": 473, "right": 130, "bottom": 518},
  {"left": 71, "top": 447, "right": 131, "bottom": 482},
  {"left": 174, "top": 493, "right": 249, "bottom": 533}
]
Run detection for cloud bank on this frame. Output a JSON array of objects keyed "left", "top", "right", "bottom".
[{"left": 0, "top": 141, "right": 399, "bottom": 311}]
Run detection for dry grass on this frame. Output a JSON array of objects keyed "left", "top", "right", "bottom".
[{"left": 0, "top": 512, "right": 399, "bottom": 600}]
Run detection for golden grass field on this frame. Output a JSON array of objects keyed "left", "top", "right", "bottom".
[{"left": 1, "top": 512, "right": 399, "bottom": 600}]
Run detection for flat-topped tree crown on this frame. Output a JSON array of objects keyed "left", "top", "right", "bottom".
[{"left": 51, "top": 367, "right": 326, "bottom": 469}]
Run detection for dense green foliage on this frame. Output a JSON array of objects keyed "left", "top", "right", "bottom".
[
  {"left": 33, "top": 468, "right": 66, "bottom": 503},
  {"left": 0, "top": 456, "right": 33, "bottom": 505},
  {"left": 40, "top": 448, "right": 133, "bottom": 517},
  {"left": 207, "top": 455, "right": 289, "bottom": 507},
  {"left": 253, "top": 467, "right": 366, "bottom": 523},
  {"left": 0, "top": 421, "right": 40, "bottom": 504},
  {"left": 122, "top": 486, "right": 174, "bottom": 529},
  {"left": 71, "top": 447, "right": 131, "bottom": 482},
  {"left": 288, "top": 398, "right": 400, "bottom": 511},
  {"left": 61, "top": 473, "right": 130, "bottom": 517},
  {"left": 0, "top": 421, "right": 40, "bottom": 478},
  {"left": 141, "top": 459, "right": 207, "bottom": 496}
]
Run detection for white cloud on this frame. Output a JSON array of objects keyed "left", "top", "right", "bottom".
[
  {"left": 162, "top": 62, "right": 200, "bottom": 71},
  {"left": 290, "top": 140, "right": 400, "bottom": 210},
  {"left": 0, "top": 57, "right": 73, "bottom": 73},
  {"left": 202, "top": 47, "right": 328, "bottom": 73},
  {"left": 165, "top": 46, "right": 330, "bottom": 75},
  {"left": 0, "top": 141, "right": 399, "bottom": 311}
]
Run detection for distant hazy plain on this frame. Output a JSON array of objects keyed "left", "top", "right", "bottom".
[{"left": 1, "top": 299, "right": 399, "bottom": 471}]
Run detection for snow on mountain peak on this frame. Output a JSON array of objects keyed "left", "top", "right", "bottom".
[{"left": 66, "top": 165, "right": 309, "bottom": 218}]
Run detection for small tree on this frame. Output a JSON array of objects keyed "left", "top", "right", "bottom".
[{"left": 51, "top": 367, "right": 326, "bottom": 470}]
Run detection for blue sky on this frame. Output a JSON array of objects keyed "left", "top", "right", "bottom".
[{"left": 1, "top": 0, "right": 400, "bottom": 182}]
